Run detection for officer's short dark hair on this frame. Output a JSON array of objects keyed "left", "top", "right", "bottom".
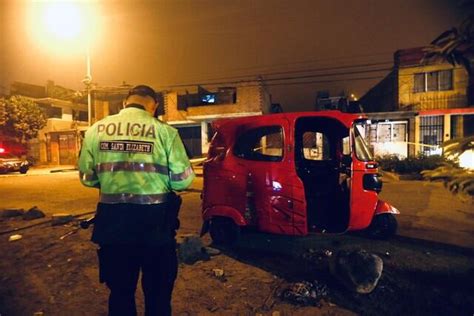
[{"left": 127, "top": 85, "right": 157, "bottom": 102}]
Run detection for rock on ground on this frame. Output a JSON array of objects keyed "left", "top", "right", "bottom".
[
  {"left": 177, "top": 234, "right": 210, "bottom": 264},
  {"left": 51, "top": 214, "right": 74, "bottom": 226},
  {"left": 329, "top": 249, "right": 383, "bottom": 294},
  {"left": 22, "top": 207, "right": 46, "bottom": 220}
]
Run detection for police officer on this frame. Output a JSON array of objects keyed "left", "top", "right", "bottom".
[{"left": 78, "top": 85, "right": 195, "bottom": 316}]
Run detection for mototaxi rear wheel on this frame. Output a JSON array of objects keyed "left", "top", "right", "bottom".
[{"left": 209, "top": 216, "right": 240, "bottom": 246}]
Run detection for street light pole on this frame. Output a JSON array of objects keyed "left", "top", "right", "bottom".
[{"left": 84, "top": 45, "right": 92, "bottom": 126}]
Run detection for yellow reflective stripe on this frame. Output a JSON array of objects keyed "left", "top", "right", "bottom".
[
  {"left": 170, "top": 166, "right": 194, "bottom": 181},
  {"left": 96, "top": 162, "right": 168, "bottom": 175},
  {"left": 80, "top": 171, "right": 98, "bottom": 182},
  {"left": 100, "top": 192, "right": 172, "bottom": 204}
]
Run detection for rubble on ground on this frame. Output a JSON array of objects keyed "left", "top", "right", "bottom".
[
  {"left": 8, "top": 234, "right": 22, "bottom": 242},
  {"left": 0, "top": 208, "right": 25, "bottom": 218},
  {"left": 329, "top": 249, "right": 383, "bottom": 294},
  {"left": 211, "top": 268, "right": 227, "bottom": 282},
  {"left": 22, "top": 206, "right": 46, "bottom": 220},
  {"left": 203, "top": 246, "right": 221, "bottom": 256},
  {"left": 51, "top": 213, "right": 74, "bottom": 226},
  {"left": 281, "top": 280, "right": 329, "bottom": 306},
  {"left": 177, "top": 234, "right": 211, "bottom": 264}
]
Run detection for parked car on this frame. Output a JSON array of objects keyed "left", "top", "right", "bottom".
[
  {"left": 200, "top": 111, "right": 399, "bottom": 245},
  {"left": 0, "top": 151, "right": 29, "bottom": 174}
]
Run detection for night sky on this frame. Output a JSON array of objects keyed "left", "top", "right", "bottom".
[{"left": 1, "top": 0, "right": 462, "bottom": 111}]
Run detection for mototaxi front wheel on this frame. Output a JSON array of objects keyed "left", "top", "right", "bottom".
[{"left": 366, "top": 213, "right": 398, "bottom": 239}]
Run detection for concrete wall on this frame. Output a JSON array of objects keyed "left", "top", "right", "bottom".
[{"left": 359, "top": 70, "right": 398, "bottom": 112}]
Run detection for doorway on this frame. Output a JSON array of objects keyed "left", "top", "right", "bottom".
[{"left": 294, "top": 117, "right": 350, "bottom": 233}]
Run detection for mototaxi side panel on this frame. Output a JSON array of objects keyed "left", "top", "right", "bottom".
[{"left": 203, "top": 115, "right": 304, "bottom": 235}]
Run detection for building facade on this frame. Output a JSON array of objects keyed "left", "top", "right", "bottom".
[
  {"left": 10, "top": 80, "right": 270, "bottom": 163},
  {"left": 360, "top": 47, "right": 474, "bottom": 158},
  {"left": 162, "top": 82, "right": 271, "bottom": 157},
  {"left": 10, "top": 81, "right": 89, "bottom": 165}
]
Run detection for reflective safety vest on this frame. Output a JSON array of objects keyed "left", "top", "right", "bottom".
[{"left": 78, "top": 105, "right": 195, "bottom": 204}]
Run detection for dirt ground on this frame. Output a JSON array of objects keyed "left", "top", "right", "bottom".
[
  {"left": 1, "top": 215, "right": 474, "bottom": 315},
  {"left": 0, "top": 172, "right": 474, "bottom": 315}
]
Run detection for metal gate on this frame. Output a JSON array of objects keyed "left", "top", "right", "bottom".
[
  {"left": 177, "top": 126, "right": 202, "bottom": 158},
  {"left": 420, "top": 116, "right": 443, "bottom": 156},
  {"left": 59, "top": 134, "right": 77, "bottom": 165}
]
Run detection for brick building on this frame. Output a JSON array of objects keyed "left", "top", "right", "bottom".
[{"left": 162, "top": 81, "right": 271, "bottom": 157}]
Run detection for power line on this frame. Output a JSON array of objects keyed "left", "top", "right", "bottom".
[
  {"left": 187, "top": 50, "right": 394, "bottom": 79},
  {"left": 263, "top": 75, "right": 386, "bottom": 87},
  {"left": 158, "top": 66, "right": 392, "bottom": 89},
  {"left": 176, "top": 61, "right": 393, "bottom": 84},
  {"left": 262, "top": 67, "right": 391, "bottom": 82}
]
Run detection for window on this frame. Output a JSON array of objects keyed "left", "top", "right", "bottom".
[
  {"left": 354, "top": 123, "right": 374, "bottom": 161},
  {"left": 414, "top": 73, "right": 425, "bottom": 93},
  {"left": 39, "top": 104, "right": 62, "bottom": 119},
  {"left": 201, "top": 94, "right": 216, "bottom": 104},
  {"left": 375, "top": 121, "right": 407, "bottom": 143},
  {"left": 426, "top": 71, "right": 439, "bottom": 91},
  {"left": 377, "top": 124, "right": 392, "bottom": 142},
  {"left": 233, "top": 126, "right": 283, "bottom": 161},
  {"left": 342, "top": 136, "right": 350, "bottom": 155},
  {"left": 302, "top": 131, "right": 331, "bottom": 161},
  {"left": 392, "top": 123, "right": 406, "bottom": 142},
  {"left": 439, "top": 70, "right": 453, "bottom": 90},
  {"left": 73, "top": 110, "right": 88, "bottom": 122},
  {"left": 413, "top": 69, "right": 453, "bottom": 92}
]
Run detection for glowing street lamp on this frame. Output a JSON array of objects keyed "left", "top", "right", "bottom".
[{"left": 30, "top": 1, "right": 98, "bottom": 126}]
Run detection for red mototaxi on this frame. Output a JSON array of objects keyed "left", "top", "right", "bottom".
[{"left": 200, "top": 111, "right": 399, "bottom": 244}]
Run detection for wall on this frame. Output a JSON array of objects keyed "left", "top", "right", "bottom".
[
  {"left": 186, "top": 85, "right": 264, "bottom": 117},
  {"left": 163, "top": 91, "right": 189, "bottom": 122},
  {"left": 94, "top": 99, "right": 110, "bottom": 122},
  {"left": 162, "top": 83, "right": 268, "bottom": 156},
  {"left": 359, "top": 70, "right": 398, "bottom": 112},
  {"left": 164, "top": 84, "right": 266, "bottom": 122},
  {"left": 398, "top": 65, "right": 468, "bottom": 111}
]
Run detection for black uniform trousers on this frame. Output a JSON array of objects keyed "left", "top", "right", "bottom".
[
  {"left": 93, "top": 197, "right": 182, "bottom": 316},
  {"left": 98, "top": 243, "right": 178, "bottom": 316}
]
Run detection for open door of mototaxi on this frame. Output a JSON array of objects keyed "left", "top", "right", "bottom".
[{"left": 346, "top": 122, "right": 379, "bottom": 231}]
